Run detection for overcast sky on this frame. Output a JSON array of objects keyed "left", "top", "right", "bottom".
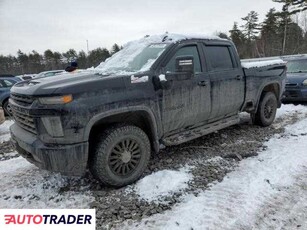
[{"left": 0, "top": 0, "right": 282, "bottom": 56}]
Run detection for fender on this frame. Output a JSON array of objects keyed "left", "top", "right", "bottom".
[
  {"left": 255, "top": 80, "right": 282, "bottom": 110},
  {"left": 84, "top": 105, "right": 161, "bottom": 153}
]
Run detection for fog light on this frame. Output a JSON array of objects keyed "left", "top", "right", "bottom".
[{"left": 41, "top": 116, "right": 64, "bottom": 137}]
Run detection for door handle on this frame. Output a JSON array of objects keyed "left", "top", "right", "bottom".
[
  {"left": 236, "top": 75, "right": 243, "bottom": 80},
  {"left": 198, "top": 81, "right": 209, "bottom": 86}
]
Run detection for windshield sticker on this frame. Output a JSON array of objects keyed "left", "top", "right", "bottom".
[
  {"left": 131, "top": 75, "right": 149, "bottom": 84},
  {"left": 149, "top": 44, "right": 168, "bottom": 48}
]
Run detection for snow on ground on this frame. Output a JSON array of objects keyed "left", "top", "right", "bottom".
[
  {"left": 122, "top": 106, "right": 307, "bottom": 230},
  {"left": 130, "top": 167, "right": 192, "bottom": 203},
  {"left": 276, "top": 103, "right": 307, "bottom": 119},
  {"left": 0, "top": 120, "right": 14, "bottom": 143},
  {"left": 273, "top": 104, "right": 307, "bottom": 129},
  {"left": 0, "top": 156, "right": 94, "bottom": 209}
]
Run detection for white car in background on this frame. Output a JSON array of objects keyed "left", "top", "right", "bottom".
[
  {"left": 16, "top": 74, "right": 37, "bottom": 81},
  {"left": 34, "top": 70, "right": 65, "bottom": 79}
]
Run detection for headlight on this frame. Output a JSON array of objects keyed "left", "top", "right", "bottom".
[
  {"left": 303, "top": 79, "right": 307, "bottom": 86},
  {"left": 38, "top": 95, "right": 73, "bottom": 105}
]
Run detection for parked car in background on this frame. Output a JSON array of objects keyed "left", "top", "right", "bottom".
[
  {"left": 282, "top": 55, "right": 307, "bottom": 102},
  {"left": 33, "top": 70, "right": 65, "bottom": 79},
  {"left": 0, "top": 107, "right": 4, "bottom": 125},
  {"left": 0, "top": 75, "right": 21, "bottom": 115},
  {"left": 16, "top": 74, "right": 36, "bottom": 81}
]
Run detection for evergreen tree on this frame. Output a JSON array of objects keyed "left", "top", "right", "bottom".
[
  {"left": 273, "top": 0, "right": 307, "bottom": 14},
  {"left": 241, "top": 11, "right": 260, "bottom": 57},
  {"left": 44, "top": 49, "right": 55, "bottom": 69},
  {"left": 229, "top": 22, "right": 247, "bottom": 58},
  {"left": 111, "top": 43, "right": 120, "bottom": 55},
  {"left": 241, "top": 11, "right": 260, "bottom": 41},
  {"left": 88, "top": 48, "right": 110, "bottom": 67},
  {"left": 260, "top": 8, "right": 282, "bottom": 56},
  {"left": 17, "top": 50, "right": 29, "bottom": 73},
  {"left": 77, "top": 51, "right": 88, "bottom": 69}
]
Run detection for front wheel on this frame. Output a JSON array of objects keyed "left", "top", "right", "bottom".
[
  {"left": 89, "top": 125, "right": 151, "bottom": 187},
  {"left": 252, "top": 91, "right": 278, "bottom": 127},
  {"left": 3, "top": 100, "right": 12, "bottom": 116}
]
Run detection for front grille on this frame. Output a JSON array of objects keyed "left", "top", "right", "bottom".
[
  {"left": 11, "top": 108, "right": 37, "bottom": 134},
  {"left": 10, "top": 93, "right": 34, "bottom": 106},
  {"left": 10, "top": 96, "right": 37, "bottom": 134},
  {"left": 286, "top": 83, "right": 299, "bottom": 88}
]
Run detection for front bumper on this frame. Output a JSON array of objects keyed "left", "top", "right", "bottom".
[
  {"left": 10, "top": 123, "right": 88, "bottom": 176},
  {"left": 282, "top": 88, "right": 307, "bottom": 102}
]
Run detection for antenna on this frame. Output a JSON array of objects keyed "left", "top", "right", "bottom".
[{"left": 86, "top": 40, "right": 89, "bottom": 54}]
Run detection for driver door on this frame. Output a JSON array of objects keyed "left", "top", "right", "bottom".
[{"left": 160, "top": 44, "right": 211, "bottom": 135}]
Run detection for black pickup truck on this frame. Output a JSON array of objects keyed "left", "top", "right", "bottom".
[{"left": 10, "top": 34, "right": 286, "bottom": 187}]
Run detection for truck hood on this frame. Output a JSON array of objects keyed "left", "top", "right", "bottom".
[
  {"left": 10, "top": 71, "right": 124, "bottom": 96},
  {"left": 286, "top": 72, "right": 307, "bottom": 84}
]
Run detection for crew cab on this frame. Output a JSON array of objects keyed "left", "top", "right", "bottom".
[{"left": 9, "top": 34, "right": 286, "bottom": 187}]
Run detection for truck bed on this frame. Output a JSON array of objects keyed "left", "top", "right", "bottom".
[{"left": 241, "top": 58, "right": 287, "bottom": 112}]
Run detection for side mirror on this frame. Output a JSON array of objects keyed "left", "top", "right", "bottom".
[
  {"left": 176, "top": 56, "right": 194, "bottom": 74},
  {"left": 162, "top": 55, "right": 195, "bottom": 86}
]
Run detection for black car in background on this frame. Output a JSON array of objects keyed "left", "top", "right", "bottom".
[{"left": 282, "top": 55, "right": 307, "bottom": 102}]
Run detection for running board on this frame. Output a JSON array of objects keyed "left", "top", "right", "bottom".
[{"left": 162, "top": 115, "right": 240, "bottom": 146}]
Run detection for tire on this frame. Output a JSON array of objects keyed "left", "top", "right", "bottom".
[
  {"left": 252, "top": 92, "right": 277, "bottom": 127},
  {"left": 3, "top": 100, "right": 12, "bottom": 116},
  {"left": 89, "top": 125, "right": 151, "bottom": 187}
]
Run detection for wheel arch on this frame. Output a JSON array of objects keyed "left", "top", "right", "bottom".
[
  {"left": 0, "top": 95, "right": 9, "bottom": 107},
  {"left": 255, "top": 81, "right": 281, "bottom": 112},
  {"left": 85, "top": 106, "right": 160, "bottom": 154}
]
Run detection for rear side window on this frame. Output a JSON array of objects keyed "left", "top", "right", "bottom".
[
  {"left": 165, "top": 45, "right": 202, "bottom": 73},
  {"left": 205, "top": 46, "right": 234, "bottom": 71}
]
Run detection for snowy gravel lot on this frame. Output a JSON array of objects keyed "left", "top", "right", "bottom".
[{"left": 0, "top": 104, "right": 306, "bottom": 229}]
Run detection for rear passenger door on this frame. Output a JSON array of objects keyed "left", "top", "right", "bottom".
[{"left": 203, "top": 44, "right": 245, "bottom": 120}]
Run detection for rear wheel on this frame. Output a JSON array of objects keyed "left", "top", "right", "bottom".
[
  {"left": 89, "top": 125, "right": 151, "bottom": 187},
  {"left": 252, "top": 91, "right": 277, "bottom": 127}
]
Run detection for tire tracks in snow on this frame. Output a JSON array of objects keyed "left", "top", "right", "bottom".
[{"left": 120, "top": 108, "right": 307, "bottom": 230}]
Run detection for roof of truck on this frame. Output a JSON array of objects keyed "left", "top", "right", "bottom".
[
  {"left": 96, "top": 33, "right": 226, "bottom": 71},
  {"left": 125, "top": 33, "right": 224, "bottom": 46}
]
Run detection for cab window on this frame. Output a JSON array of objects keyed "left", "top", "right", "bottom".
[
  {"left": 205, "top": 45, "right": 234, "bottom": 71},
  {"left": 165, "top": 45, "right": 202, "bottom": 73}
]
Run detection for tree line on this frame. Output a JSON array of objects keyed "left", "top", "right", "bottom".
[
  {"left": 1, "top": 0, "right": 307, "bottom": 75},
  {"left": 0, "top": 44, "right": 121, "bottom": 75},
  {"left": 225, "top": 0, "right": 307, "bottom": 58}
]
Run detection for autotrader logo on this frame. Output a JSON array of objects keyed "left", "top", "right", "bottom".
[{"left": 0, "top": 209, "right": 95, "bottom": 230}]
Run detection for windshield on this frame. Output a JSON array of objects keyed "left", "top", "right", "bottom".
[
  {"left": 287, "top": 59, "right": 307, "bottom": 73},
  {"left": 95, "top": 43, "right": 169, "bottom": 75}
]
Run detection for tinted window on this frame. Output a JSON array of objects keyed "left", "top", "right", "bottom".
[
  {"left": 165, "top": 45, "right": 201, "bottom": 73},
  {"left": 206, "top": 46, "right": 234, "bottom": 70},
  {"left": 0, "top": 80, "right": 4, "bottom": 88}
]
